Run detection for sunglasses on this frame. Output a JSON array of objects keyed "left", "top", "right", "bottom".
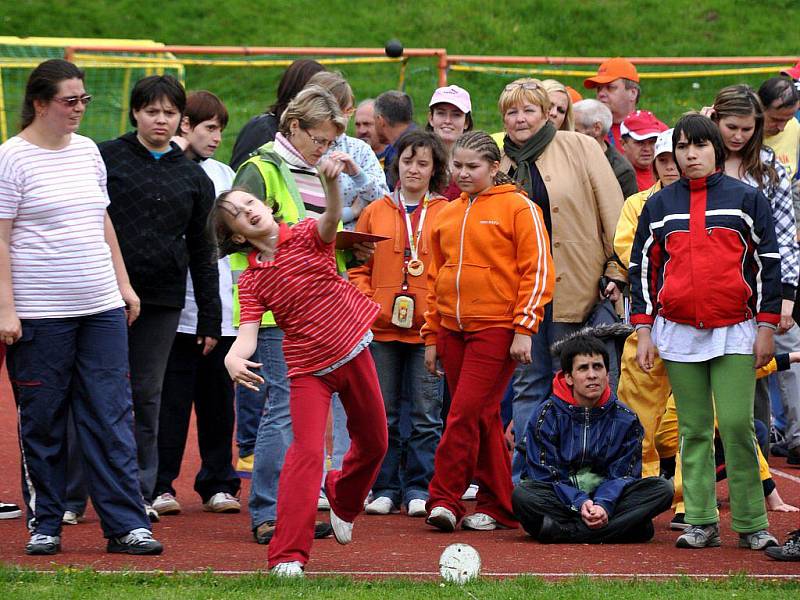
[
  {"left": 53, "top": 95, "right": 93, "bottom": 107},
  {"left": 504, "top": 82, "right": 541, "bottom": 92}
]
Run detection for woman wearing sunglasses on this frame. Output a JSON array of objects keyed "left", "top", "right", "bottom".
[
  {"left": 498, "top": 78, "right": 626, "bottom": 483},
  {"left": 0, "top": 59, "right": 161, "bottom": 556}
]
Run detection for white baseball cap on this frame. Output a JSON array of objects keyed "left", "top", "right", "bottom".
[{"left": 654, "top": 128, "right": 674, "bottom": 157}]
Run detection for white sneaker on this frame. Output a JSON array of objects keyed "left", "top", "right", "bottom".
[
  {"left": 152, "top": 493, "right": 181, "bottom": 515},
  {"left": 407, "top": 499, "right": 427, "bottom": 518},
  {"left": 462, "top": 512, "right": 499, "bottom": 531},
  {"left": 62, "top": 510, "right": 83, "bottom": 525},
  {"left": 144, "top": 504, "right": 160, "bottom": 523},
  {"left": 365, "top": 496, "right": 398, "bottom": 515},
  {"left": 317, "top": 493, "right": 330, "bottom": 511},
  {"left": 0, "top": 502, "right": 22, "bottom": 520},
  {"left": 271, "top": 561, "right": 304, "bottom": 577},
  {"left": 329, "top": 507, "right": 353, "bottom": 544},
  {"left": 426, "top": 506, "right": 457, "bottom": 532},
  {"left": 461, "top": 484, "right": 479, "bottom": 501},
  {"left": 203, "top": 492, "right": 241, "bottom": 513}
]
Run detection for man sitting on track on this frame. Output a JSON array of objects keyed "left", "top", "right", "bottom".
[{"left": 512, "top": 334, "right": 673, "bottom": 543}]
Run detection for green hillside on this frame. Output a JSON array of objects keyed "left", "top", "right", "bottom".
[{"left": 2, "top": 0, "right": 799, "bottom": 162}]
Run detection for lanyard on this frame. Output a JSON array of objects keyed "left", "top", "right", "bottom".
[{"left": 397, "top": 191, "right": 429, "bottom": 263}]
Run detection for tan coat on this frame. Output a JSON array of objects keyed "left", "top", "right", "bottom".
[{"left": 500, "top": 130, "right": 625, "bottom": 322}]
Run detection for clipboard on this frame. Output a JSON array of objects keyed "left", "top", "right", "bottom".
[{"left": 335, "top": 231, "right": 390, "bottom": 250}]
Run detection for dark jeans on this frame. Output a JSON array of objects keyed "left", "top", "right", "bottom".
[
  {"left": 369, "top": 341, "right": 442, "bottom": 505},
  {"left": 155, "top": 333, "right": 240, "bottom": 503},
  {"left": 512, "top": 477, "right": 673, "bottom": 543},
  {"left": 128, "top": 304, "right": 182, "bottom": 502},
  {"left": 8, "top": 308, "right": 150, "bottom": 538}
]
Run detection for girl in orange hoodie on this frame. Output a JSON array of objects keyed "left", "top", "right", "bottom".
[
  {"left": 349, "top": 131, "right": 450, "bottom": 518},
  {"left": 422, "top": 131, "right": 554, "bottom": 532}
]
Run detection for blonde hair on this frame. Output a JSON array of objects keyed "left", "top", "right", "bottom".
[
  {"left": 306, "top": 71, "right": 355, "bottom": 112},
  {"left": 498, "top": 78, "right": 551, "bottom": 116},
  {"left": 278, "top": 84, "right": 347, "bottom": 136},
  {"left": 541, "top": 79, "right": 575, "bottom": 131}
]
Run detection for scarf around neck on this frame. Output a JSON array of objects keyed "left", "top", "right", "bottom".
[{"left": 503, "top": 120, "right": 556, "bottom": 199}]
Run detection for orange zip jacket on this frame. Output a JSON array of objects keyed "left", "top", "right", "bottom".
[
  {"left": 348, "top": 193, "right": 449, "bottom": 343},
  {"left": 421, "top": 184, "right": 554, "bottom": 344}
]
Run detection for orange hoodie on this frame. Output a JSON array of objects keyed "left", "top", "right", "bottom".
[
  {"left": 349, "top": 193, "right": 449, "bottom": 343},
  {"left": 421, "top": 184, "right": 554, "bottom": 344}
]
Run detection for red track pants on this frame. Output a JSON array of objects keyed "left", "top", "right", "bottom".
[
  {"left": 427, "top": 327, "right": 519, "bottom": 528},
  {"left": 268, "top": 349, "right": 388, "bottom": 567}
]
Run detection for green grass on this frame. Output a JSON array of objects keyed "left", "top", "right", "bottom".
[
  {"left": 2, "top": 0, "right": 799, "bottom": 162},
  {"left": 1, "top": 568, "right": 799, "bottom": 600}
]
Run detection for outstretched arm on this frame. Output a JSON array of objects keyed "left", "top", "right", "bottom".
[{"left": 224, "top": 322, "right": 264, "bottom": 391}]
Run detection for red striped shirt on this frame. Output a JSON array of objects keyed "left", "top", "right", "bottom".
[{"left": 238, "top": 219, "right": 379, "bottom": 377}]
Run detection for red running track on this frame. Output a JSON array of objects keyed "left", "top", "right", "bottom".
[{"left": 0, "top": 368, "right": 799, "bottom": 578}]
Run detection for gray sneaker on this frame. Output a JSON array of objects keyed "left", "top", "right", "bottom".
[
  {"left": 676, "top": 523, "right": 721, "bottom": 548},
  {"left": 26, "top": 533, "right": 61, "bottom": 555},
  {"left": 739, "top": 529, "right": 779, "bottom": 550}
]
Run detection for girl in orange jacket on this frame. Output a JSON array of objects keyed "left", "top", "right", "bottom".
[
  {"left": 422, "top": 131, "right": 555, "bottom": 532},
  {"left": 349, "top": 131, "right": 450, "bottom": 517}
]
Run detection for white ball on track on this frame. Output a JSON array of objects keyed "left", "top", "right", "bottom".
[{"left": 439, "top": 543, "right": 481, "bottom": 584}]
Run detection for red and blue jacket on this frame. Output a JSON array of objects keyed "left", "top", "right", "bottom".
[{"left": 629, "top": 172, "right": 781, "bottom": 329}]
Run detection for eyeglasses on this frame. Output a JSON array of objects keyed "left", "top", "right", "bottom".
[
  {"left": 52, "top": 95, "right": 93, "bottom": 107},
  {"left": 504, "top": 82, "right": 541, "bottom": 92},
  {"left": 301, "top": 128, "right": 334, "bottom": 150}
]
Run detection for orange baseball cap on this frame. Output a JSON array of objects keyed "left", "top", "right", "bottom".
[
  {"left": 566, "top": 86, "right": 583, "bottom": 104},
  {"left": 584, "top": 58, "right": 639, "bottom": 89}
]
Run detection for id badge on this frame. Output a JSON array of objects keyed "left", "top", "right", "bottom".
[{"left": 391, "top": 293, "right": 415, "bottom": 328}]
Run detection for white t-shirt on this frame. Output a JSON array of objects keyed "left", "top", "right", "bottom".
[
  {"left": 652, "top": 315, "right": 756, "bottom": 362},
  {"left": 176, "top": 157, "right": 236, "bottom": 337},
  {"left": 0, "top": 134, "right": 123, "bottom": 318}
]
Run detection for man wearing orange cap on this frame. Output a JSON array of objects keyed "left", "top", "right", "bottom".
[
  {"left": 584, "top": 58, "right": 640, "bottom": 154},
  {"left": 620, "top": 110, "right": 668, "bottom": 191}
]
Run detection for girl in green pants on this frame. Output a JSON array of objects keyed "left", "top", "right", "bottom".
[{"left": 629, "top": 113, "right": 781, "bottom": 550}]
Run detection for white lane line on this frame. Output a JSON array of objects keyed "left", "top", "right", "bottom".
[
  {"left": 60, "top": 570, "right": 799, "bottom": 579},
  {"left": 772, "top": 467, "right": 800, "bottom": 485}
]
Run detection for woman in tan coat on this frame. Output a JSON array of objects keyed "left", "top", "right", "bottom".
[{"left": 497, "top": 78, "right": 625, "bottom": 482}]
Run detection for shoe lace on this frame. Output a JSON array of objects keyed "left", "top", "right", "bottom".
[{"left": 30, "top": 533, "right": 56, "bottom": 544}]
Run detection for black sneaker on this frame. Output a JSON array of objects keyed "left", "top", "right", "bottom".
[
  {"left": 787, "top": 447, "right": 800, "bottom": 466},
  {"left": 0, "top": 502, "right": 22, "bottom": 520},
  {"left": 670, "top": 513, "right": 690, "bottom": 531},
  {"left": 766, "top": 530, "right": 800, "bottom": 561},
  {"left": 254, "top": 520, "right": 333, "bottom": 545},
  {"left": 26, "top": 533, "right": 60, "bottom": 555},
  {"left": 107, "top": 528, "right": 163, "bottom": 555}
]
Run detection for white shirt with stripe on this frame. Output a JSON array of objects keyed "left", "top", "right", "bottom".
[{"left": 0, "top": 134, "right": 123, "bottom": 318}]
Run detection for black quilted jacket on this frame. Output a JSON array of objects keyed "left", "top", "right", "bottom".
[{"left": 100, "top": 132, "right": 221, "bottom": 337}]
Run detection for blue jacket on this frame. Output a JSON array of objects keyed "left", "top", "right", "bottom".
[{"left": 524, "top": 372, "right": 643, "bottom": 517}]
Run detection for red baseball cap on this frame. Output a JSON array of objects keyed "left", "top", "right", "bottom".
[
  {"left": 780, "top": 61, "right": 800, "bottom": 81},
  {"left": 584, "top": 58, "right": 639, "bottom": 89},
  {"left": 620, "top": 110, "right": 668, "bottom": 141}
]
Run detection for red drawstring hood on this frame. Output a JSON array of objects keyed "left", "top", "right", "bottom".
[{"left": 552, "top": 371, "right": 611, "bottom": 407}]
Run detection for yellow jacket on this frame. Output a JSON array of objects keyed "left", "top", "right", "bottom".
[{"left": 613, "top": 181, "right": 662, "bottom": 269}]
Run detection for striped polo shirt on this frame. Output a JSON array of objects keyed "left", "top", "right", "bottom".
[
  {"left": 238, "top": 218, "right": 379, "bottom": 377},
  {"left": 0, "top": 134, "right": 123, "bottom": 318}
]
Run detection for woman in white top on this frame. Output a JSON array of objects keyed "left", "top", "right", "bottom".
[{"left": 0, "top": 59, "right": 161, "bottom": 556}]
